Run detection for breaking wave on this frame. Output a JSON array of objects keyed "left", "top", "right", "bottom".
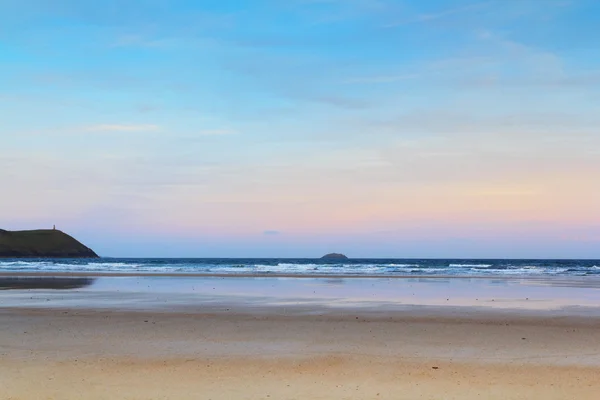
[{"left": 1, "top": 259, "right": 599, "bottom": 277}]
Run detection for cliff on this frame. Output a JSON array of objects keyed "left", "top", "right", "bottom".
[{"left": 0, "top": 229, "right": 99, "bottom": 258}]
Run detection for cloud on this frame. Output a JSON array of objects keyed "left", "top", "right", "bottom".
[
  {"left": 339, "top": 31, "right": 596, "bottom": 92},
  {"left": 342, "top": 74, "right": 419, "bottom": 84},
  {"left": 416, "top": 1, "right": 494, "bottom": 22},
  {"left": 263, "top": 230, "right": 281, "bottom": 235},
  {"left": 384, "top": 1, "right": 494, "bottom": 27},
  {"left": 85, "top": 124, "right": 160, "bottom": 132},
  {"left": 220, "top": 51, "right": 375, "bottom": 110},
  {"left": 110, "top": 35, "right": 173, "bottom": 48},
  {"left": 198, "top": 129, "right": 237, "bottom": 136},
  {"left": 286, "top": 0, "right": 396, "bottom": 25},
  {"left": 138, "top": 105, "right": 160, "bottom": 113}
]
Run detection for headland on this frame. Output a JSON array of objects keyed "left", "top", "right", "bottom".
[{"left": 0, "top": 229, "right": 98, "bottom": 258}]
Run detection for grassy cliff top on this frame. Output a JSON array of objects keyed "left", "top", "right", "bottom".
[{"left": 0, "top": 229, "right": 98, "bottom": 258}]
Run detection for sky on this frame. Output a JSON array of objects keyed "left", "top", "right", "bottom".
[{"left": 1, "top": 0, "right": 600, "bottom": 258}]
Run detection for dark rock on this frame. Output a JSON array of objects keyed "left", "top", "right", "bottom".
[
  {"left": 321, "top": 253, "right": 349, "bottom": 260},
  {"left": 0, "top": 229, "right": 99, "bottom": 258}
]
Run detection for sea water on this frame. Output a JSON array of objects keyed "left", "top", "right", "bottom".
[{"left": 0, "top": 258, "right": 599, "bottom": 276}]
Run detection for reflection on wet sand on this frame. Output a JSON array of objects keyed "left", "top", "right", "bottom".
[
  {"left": 0, "top": 277, "right": 95, "bottom": 290},
  {"left": 2, "top": 275, "right": 600, "bottom": 314}
]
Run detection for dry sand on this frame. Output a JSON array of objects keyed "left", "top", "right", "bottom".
[{"left": 2, "top": 308, "right": 600, "bottom": 399}]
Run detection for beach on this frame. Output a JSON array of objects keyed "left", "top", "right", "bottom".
[
  {"left": 2, "top": 275, "right": 600, "bottom": 399},
  {"left": 3, "top": 0, "right": 598, "bottom": 397}
]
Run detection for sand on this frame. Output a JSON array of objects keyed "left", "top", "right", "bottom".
[{"left": 2, "top": 308, "right": 600, "bottom": 399}]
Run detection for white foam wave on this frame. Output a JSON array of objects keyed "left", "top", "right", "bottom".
[
  {"left": 463, "top": 266, "right": 549, "bottom": 276},
  {"left": 385, "top": 264, "right": 420, "bottom": 267},
  {"left": 87, "top": 262, "right": 142, "bottom": 268},
  {"left": 449, "top": 264, "right": 493, "bottom": 268},
  {"left": 0, "top": 261, "right": 143, "bottom": 272},
  {"left": 0, "top": 260, "right": 597, "bottom": 277},
  {"left": 408, "top": 268, "right": 449, "bottom": 273}
]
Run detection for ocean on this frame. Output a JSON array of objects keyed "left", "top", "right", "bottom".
[{"left": 1, "top": 258, "right": 599, "bottom": 276}]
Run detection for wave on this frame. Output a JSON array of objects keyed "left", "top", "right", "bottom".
[
  {"left": 1, "top": 259, "right": 599, "bottom": 277},
  {"left": 384, "top": 264, "right": 420, "bottom": 267},
  {"left": 407, "top": 268, "right": 449, "bottom": 273},
  {"left": 449, "top": 264, "right": 493, "bottom": 268},
  {"left": 0, "top": 261, "right": 143, "bottom": 272}
]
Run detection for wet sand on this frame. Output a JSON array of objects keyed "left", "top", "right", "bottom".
[
  {"left": 2, "top": 275, "right": 600, "bottom": 399},
  {"left": 3, "top": 274, "right": 600, "bottom": 314}
]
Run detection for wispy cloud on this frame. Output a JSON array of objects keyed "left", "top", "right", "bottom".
[
  {"left": 110, "top": 35, "right": 172, "bottom": 48},
  {"left": 85, "top": 124, "right": 160, "bottom": 132},
  {"left": 289, "top": 0, "right": 395, "bottom": 25},
  {"left": 263, "top": 230, "right": 281, "bottom": 235},
  {"left": 342, "top": 73, "right": 418, "bottom": 84},
  {"left": 384, "top": 1, "right": 494, "bottom": 27},
  {"left": 417, "top": 1, "right": 494, "bottom": 22},
  {"left": 198, "top": 129, "right": 237, "bottom": 136},
  {"left": 314, "top": 95, "right": 371, "bottom": 109}
]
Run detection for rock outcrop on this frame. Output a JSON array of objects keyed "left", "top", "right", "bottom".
[
  {"left": 320, "top": 253, "right": 349, "bottom": 260},
  {"left": 0, "top": 229, "right": 99, "bottom": 258}
]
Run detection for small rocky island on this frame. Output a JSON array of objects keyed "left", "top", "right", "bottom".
[
  {"left": 320, "top": 253, "right": 349, "bottom": 260},
  {"left": 0, "top": 228, "right": 98, "bottom": 258}
]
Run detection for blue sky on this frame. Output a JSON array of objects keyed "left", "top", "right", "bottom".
[{"left": 1, "top": 0, "right": 600, "bottom": 258}]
